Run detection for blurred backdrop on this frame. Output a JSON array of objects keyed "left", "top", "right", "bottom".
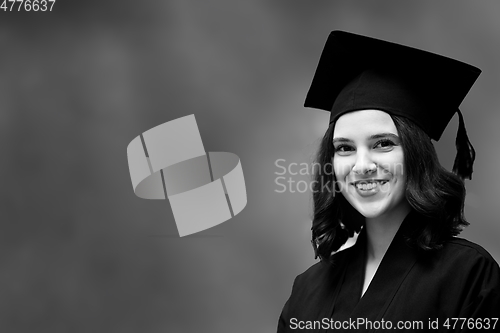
[{"left": 1, "top": 1, "right": 500, "bottom": 332}]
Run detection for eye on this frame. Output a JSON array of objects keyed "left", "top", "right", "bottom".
[
  {"left": 373, "top": 139, "right": 396, "bottom": 150},
  {"left": 334, "top": 144, "right": 355, "bottom": 155}
]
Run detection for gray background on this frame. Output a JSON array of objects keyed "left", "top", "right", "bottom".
[{"left": 1, "top": 1, "right": 499, "bottom": 332}]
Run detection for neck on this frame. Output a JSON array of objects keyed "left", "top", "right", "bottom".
[{"left": 364, "top": 202, "right": 412, "bottom": 261}]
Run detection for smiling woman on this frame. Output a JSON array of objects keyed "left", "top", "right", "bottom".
[
  {"left": 332, "top": 110, "right": 409, "bottom": 223},
  {"left": 277, "top": 31, "right": 500, "bottom": 332}
]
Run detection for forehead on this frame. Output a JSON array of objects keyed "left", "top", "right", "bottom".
[{"left": 333, "top": 110, "right": 398, "bottom": 138}]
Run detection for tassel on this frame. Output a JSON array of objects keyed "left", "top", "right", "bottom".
[{"left": 452, "top": 110, "right": 476, "bottom": 180}]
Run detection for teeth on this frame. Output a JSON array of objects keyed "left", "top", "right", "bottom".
[{"left": 355, "top": 181, "right": 387, "bottom": 190}]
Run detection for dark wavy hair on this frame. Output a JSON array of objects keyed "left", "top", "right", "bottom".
[{"left": 311, "top": 114, "right": 469, "bottom": 261}]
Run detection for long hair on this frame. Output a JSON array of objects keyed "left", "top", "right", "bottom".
[{"left": 311, "top": 114, "right": 468, "bottom": 261}]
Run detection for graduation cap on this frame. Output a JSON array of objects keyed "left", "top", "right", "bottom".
[{"left": 305, "top": 31, "right": 481, "bottom": 180}]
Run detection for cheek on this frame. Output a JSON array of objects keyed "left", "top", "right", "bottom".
[
  {"left": 396, "top": 168, "right": 407, "bottom": 189},
  {"left": 333, "top": 158, "right": 350, "bottom": 181},
  {"left": 378, "top": 153, "right": 405, "bottom": 177},
  {"left": 383, "top": 157, "right": 407, "bottom": 193}
]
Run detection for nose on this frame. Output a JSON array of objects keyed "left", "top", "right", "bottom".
[{"left": 352, "top": 149, "right": 377, "bottom": 175}]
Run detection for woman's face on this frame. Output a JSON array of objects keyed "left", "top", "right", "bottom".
[{"left": 333, "top": 110, "right": 408, "bottom": 220}]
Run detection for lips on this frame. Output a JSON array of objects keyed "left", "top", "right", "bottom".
[{"left": 349, "top": 179, "right": 390, "bottom": 197}]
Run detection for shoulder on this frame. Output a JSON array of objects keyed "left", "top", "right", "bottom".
[
  {"left": 437, "top": 238, "right": 500, "bottom": 316},
  {"left": 293, "top": 246, "right": 354, "bottom": 288},
  {"left": 421, "top": 236, "right": 500, "bottom": 281},
  {"left": 438, "top": 237, "right": 498, "bottom": 265},
  {"left": 282, "top": 247, "right": 355, "bottom": 319}
]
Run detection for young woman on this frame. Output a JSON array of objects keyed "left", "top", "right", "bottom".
[{"left": 278, "top": 31, "right": 500, "bottom": 332}]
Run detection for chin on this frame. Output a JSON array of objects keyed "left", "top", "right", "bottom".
[
  {"left": 351, "top": 202, "right": 388, "bottom": 219},
  {"left": 345, "top": 192, "right": 410, "bottom": 221}
]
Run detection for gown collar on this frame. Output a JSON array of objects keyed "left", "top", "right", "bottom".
[{"left": 328, "top": 209, "right": 421, "bottom": 332}]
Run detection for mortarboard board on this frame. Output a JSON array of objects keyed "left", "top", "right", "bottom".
[{"left": 304, "top": 30, "right": 481, "bottom": 180}]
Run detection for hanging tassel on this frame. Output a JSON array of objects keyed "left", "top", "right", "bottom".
[{"left": 452, "top": 110, "right": 476, "bottom": 180}]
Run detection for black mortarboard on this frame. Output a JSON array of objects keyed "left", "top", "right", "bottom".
[{"left": 305, "top": 31, "right": 481, "bottom": 179}]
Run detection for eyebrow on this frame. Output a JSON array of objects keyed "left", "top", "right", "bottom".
[{"left": 332, "top": 133, "right": 399, "bottom": 144}]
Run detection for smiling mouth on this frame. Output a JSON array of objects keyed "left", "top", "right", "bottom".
[{"left": 352, "top": 180, "right": 389, "bottom": 191}]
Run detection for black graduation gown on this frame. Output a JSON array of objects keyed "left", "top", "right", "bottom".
[{"left": 278, "top": 212, "right": 500, "bottom": 332}]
